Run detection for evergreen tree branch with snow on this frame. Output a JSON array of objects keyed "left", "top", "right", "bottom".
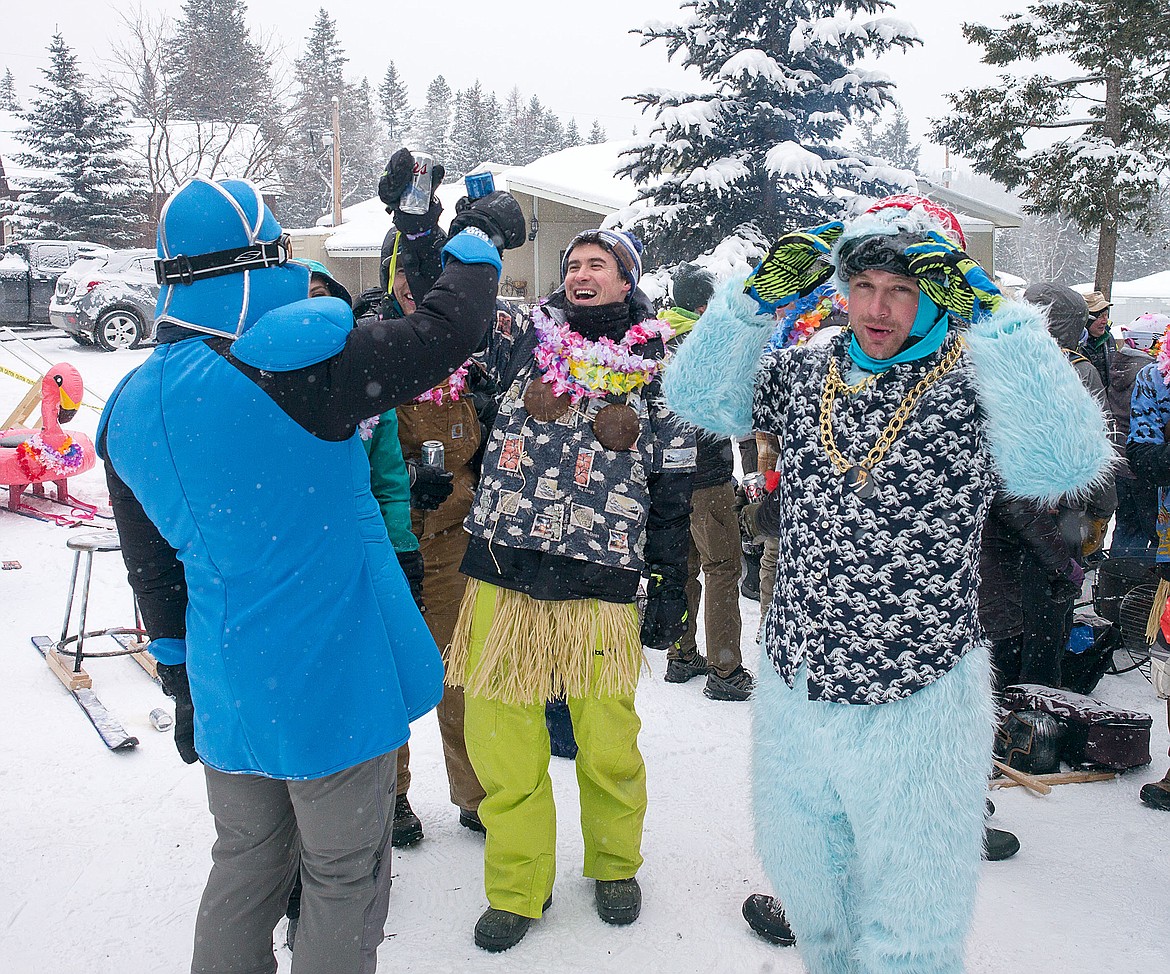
[
  {"left": 931, "top": 0, "right": 1170, "bottom": 296},
  {"left": 617, "top": 0, "right": 920, "bottom": 268},
  {"left": 10, "top": 33, "right": 147, "bottom": 247}
]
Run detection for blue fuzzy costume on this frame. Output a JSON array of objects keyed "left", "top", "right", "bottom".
[{"left": 665, "top": 199, "right": 1114, "bottom": 974}]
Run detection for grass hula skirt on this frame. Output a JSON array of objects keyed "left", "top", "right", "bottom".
[{"left": 448, "top": 579, "right": 644, "bottom": 705}]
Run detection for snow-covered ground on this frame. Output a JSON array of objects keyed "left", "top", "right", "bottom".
[{"left": 2, "top": 333, "right": 1167, "bottom": 974}]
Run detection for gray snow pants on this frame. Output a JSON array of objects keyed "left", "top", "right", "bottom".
[{"left": 192, "top": 752, "right": 397, "bottom": 974}]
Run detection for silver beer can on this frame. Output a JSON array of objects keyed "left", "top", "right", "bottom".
[
  {"left": 421, "top": 440, "right": 445, "bottom": 469},
  {"left": 398, "top": 151, "right": 436, "bottom": 215},
  {"left": 742, "top": 472, "right": 767, "bottom": 503},
  {"left": 149, "top": 707, "right": 175, "bottom": 732}
]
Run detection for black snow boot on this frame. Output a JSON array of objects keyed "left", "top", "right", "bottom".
[
  {"left": 595, "top": 877, "right": 641, "bottom": 924},
  {"left": 474, "top": 896, "right": 552, "bottom": 952},
  {"left": 704, "top": 666, "right": 755, "bottom": 701},
  {"left": 664, "top": 651, "right": 708, "bottom": 684},
  {"left": 393, "top": 793, "right": 423, "bottom": 847},
  {"left": 1139, "top": 771, "right": 1170, "bottom": 810},
  {"left": 742, "top": 893, "right": 796, "bottom": 946},
  {"left": 983, "top": 826, "right": 1020, "bottom": 861},
  {"left": 459, "top": 807, "right": 486, "bottom": 833}
]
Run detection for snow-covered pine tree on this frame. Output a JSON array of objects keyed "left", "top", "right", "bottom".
[
  {"left": 10, "top": 33, "right": 146, "bottom": 246},
  {"left": 588, "top": 119, "right": 606, "bottom": 144},
  {"left": 448, "top": 81, "right": 503, "bottom": 177},
  {"left": 619, "top": 0, "right": 919, "bottom": 266},
  {"left": 167, "top": 0, "right": 271, "bottom": 124},
  {"left": 854, "top": 107, "right": 920, "bottom": 173},
  {"left": 931, "top": 0, "right": 1170, "bottom": 296},
  {"left": 538, "top": 106, "right": 566, "bottom": 159},
  {"left": 279, "top": 9, "right": 379, "bottom": 226},
  {"left": 378, "top": 61, "right": 414, "bottom": 145},
  {"left": 415, "top": 75, "right": 453, "bottom": 167},
  {"left": 565, "top": 118, "right": 582, "bottom": 148},
  {"left": 0, "top": 68, "right": 20, "bottom": 112}
]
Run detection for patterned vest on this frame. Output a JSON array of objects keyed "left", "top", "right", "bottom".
[
  {"left": 466, "top": 303, "right": 696, "bottom": 572},
  {"left": 754, "top": 330, "right": 997, "bottom": 704}
]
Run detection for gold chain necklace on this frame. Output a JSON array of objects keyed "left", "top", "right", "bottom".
[{"left": 818, "top": 335, "right": 965, "bottom": 497}]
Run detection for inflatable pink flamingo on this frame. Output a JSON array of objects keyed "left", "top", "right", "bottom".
[{"left": 1, "top": 363, "right": 96, "bottom": 514}]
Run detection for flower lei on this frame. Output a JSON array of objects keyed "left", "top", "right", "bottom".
[
  {"left": 16, "top": 434, "right": 84, "bottom": 480},
  {"left": 768, "top": 285, "right": 848, "bottom": 352},
  {"left": 413, "top": 363, "right": 469, "bottom": 405},
  {"left": 531, "top": 305, "right": 674, "bottom": 403},
  {"left": 358, "top": 415, "right": 380, "bottom": 441}
]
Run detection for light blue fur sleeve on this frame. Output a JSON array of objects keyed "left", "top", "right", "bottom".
[
  {"left": 965, "top": 300, "right": 1115, "bottom": 504},
  {"left": 663, "top": 278, "right": 774, "bottom": 438}
]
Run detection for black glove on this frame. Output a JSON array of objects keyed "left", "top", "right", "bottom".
[
  {"left": 156, "top": 662, "right": 198, "bottom": 765},
  {"left": 739, "top": 501, "right": 762, "bottom": 541},
  {"left": 408, "top": 459, "right": 454, "bottom": 510},
  {"left": 378, "top": 148, "right": 445, "bottom": 236},
  {"left": 396, "top": 548, "right": 425, "bottom": 609},
  {"left": 640, "top": 570, "right": 689, "bottom": 650},
  {"left": 447, "top": 191, "right": 526, "bottom": 252}
]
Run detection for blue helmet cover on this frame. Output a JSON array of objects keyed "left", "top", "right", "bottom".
[{"left": 155, "top": 177, "right": 309, "bottom": 339}]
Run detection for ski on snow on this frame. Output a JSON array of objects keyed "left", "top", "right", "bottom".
[{"left": 31, "top": 636, "right": 139, "bottom": 751}]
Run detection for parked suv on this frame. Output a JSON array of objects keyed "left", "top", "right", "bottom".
[
  {"left": 0, "top": 239, "right": 109, "bottom": 326},
  {"left": 50, "top": 248, "right": 160, "bottom": 351}
]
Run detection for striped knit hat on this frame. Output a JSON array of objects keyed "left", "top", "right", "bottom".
[{"left": 562, "top": 228, "right": 643, "bottom": 289}]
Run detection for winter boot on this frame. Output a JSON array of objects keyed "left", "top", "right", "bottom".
[
  {"left": 704, "top": 666, "right": 755, "bottom": 701},
  {"left": 459, "top": 807, "right": 487, "bottom": 833},
  {"left": 595, "top": 877, "right": 641, "bottom": 925},
  {"left": 474, "top": 896, "right": 552, "bottom": 952},
  {"left": 393, "top": 793, "right": 423, "bottom": 847},
  {"left": 742, "top": 893, "right": 796, "bottom": 946},
  {"left": 1139, "top": 770, "right": 1170, "bottom": 810},
  {"left": 983, "top": 826, "right": 1020, "bottom": 861},
  {"left": 664, "top": 651, "right": 708, "bottom": 684},
  {"left": 740, "top": 542, "right": 762, "bottom": 601},
  {"left": 546, "top": 697, "right": 578, "bottom": 759}
]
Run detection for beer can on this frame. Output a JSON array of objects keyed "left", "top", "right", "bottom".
[
  {"left": 742, "top": 472, "right": 767, "bottom": 503},
  {"left": 149, "top": 707, "right": 175, "bottom": 732},
  {"left": 464, "top": 171, "right": 495, "bottom": 200},
  {"left": 398, "top": 151, "right": 436, "bottom": 215},
  {"left": 421, "top": 440, "right": 445, "bottom": 469}
]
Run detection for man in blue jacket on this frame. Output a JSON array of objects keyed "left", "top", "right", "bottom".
[{"left": 99, "top": 165, "right": 523, "bottom": 974}]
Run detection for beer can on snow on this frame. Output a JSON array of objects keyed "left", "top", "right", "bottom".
[
  {"left": 398, "top": 151, "right": 436, "bottom": 215},
  {"left": 742, "top": 472, "right": 767, "bottom": 503},
  {"left": 149, "top": 707, "right": 174, "bottom": 732},
  {"left": 421, "top": 440, "right": 445, "bottom": 469}
]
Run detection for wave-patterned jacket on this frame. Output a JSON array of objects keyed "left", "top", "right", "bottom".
[{"left": 665, "top": 283, "right": 1114, "bottom": 704}]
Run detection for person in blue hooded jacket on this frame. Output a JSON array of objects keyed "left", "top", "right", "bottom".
[{"left": 98, "top": 158, "right": 524, "bottom": 974}]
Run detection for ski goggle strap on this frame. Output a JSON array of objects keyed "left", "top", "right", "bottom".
[{"left": 155, "top": 234, "right": 292, "bottom": 286}]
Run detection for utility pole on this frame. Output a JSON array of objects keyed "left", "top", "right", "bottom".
[{"left": 331, "top": 96, "right": 342, "bottom": 227}]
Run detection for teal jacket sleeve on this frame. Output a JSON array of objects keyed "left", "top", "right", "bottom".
[{"left": 362, "top": 410, "right": 420, "bottom": 553}]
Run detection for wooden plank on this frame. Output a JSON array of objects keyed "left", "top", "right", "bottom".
[
  {"left": 44, "top": 643, "right": 92, "bottom": 691},
  {"left": 130, "top": 649, "right": 157, "bottom": 680},
  {"left": 2, "top": 379, "right": 42, "bottom": 431},
  {"left": 992, "top": 759, "right": 1053, "bottom": 795},
  {"left": 990, "top": 770, "right": 1118, "bottom": 790}
]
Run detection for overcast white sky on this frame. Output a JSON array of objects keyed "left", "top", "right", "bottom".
[{"left": 4, "top": 1, "right": 1017, "bottom": 172}]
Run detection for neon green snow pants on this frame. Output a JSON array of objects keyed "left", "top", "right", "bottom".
[{"left": 462, "top": 586, "right": 647, "bottom": 918}]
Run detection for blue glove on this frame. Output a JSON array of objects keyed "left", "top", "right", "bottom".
[
  {"left": 441, "top": 227, "right": 502, "bottom": 274},
  {"left": 744, "top": 221, "right": 844, "bottom": 314},
  {"left": 904, "top": 231, "right": 1002, "bottom": 322}
]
